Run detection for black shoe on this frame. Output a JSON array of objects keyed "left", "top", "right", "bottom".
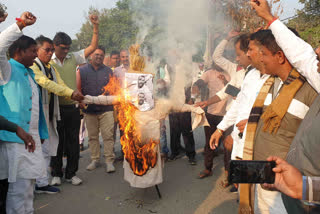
[
  {"left": 168, "top": 153, "right": 183, "bottom": 161},
  {"left": 168, "top": 154, "right": 178, "bottom": 161},
  {"left": 188, "top": 157, "right": 197, "bottom": 165},
  {"left": 35, "top": 185, "right": 60, "bottom": 194},
  {"left": 230, "top": 186, "right": 238, "bottom": 193}
]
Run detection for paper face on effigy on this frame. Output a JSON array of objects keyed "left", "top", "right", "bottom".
[{"left": 125, "top": 73, "right": 154, "bottom": 112}]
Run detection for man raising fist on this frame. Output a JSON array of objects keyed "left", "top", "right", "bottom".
[{"left": 0, "top": 12, "right": 49, "bottom": 213}]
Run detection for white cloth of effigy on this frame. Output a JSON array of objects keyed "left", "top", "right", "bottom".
[
  {"left": 83, "top": 72, "right": 209, "bottom": 188},
  {"left": 83, "top": 96, "right": 209, "bottom": 188}
]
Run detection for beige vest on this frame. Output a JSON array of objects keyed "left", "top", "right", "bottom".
[{"left": 253, "top": 81, "right": 318, "bottom": 160}]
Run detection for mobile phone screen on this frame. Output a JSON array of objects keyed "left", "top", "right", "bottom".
[
  {"left": 225, "top": 84, "right": 240, "bottom": 97},
  {"left": 228, "top": 160, "right": 276, "bottom": 184}
]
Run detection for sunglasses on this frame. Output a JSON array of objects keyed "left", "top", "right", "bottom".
[
  {"left": 59, "top": 45, "right": 70, "bottom": 51},
  {"left": 41, "top": 48, "right": 55, "bottom": 53}
]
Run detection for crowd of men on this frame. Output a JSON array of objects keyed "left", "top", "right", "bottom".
[{"left": 0, "top": 0, "right": 319, "bottom": 213}]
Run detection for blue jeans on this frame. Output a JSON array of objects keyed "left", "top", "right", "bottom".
[{"left": 160, "top": 119, "right": 169, "bottom": 154}]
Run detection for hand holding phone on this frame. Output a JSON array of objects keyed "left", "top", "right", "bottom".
[{"left": 228, "top": 160, "right": 276, "bottom": 184}]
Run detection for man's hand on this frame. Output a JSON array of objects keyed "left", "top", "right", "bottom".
[
  {"left": 262, "top": 156, "right": 303, "bottom": 200},
  {"left": 16, "top": 126, "right": 35, "bottom": 153},
  {"left": 0, "top": 12, "right": 8, "bottom": 23},
  {"left": 187, "top": 100, "right": 194, "bottom": 105},
  {"left": 194, "top": 100, "right": 208, "bottom": 109},
  {"left": 209, "top": 129, "right": 223, "bottom": 150},
  {"left": 236, "top": 119, "right": 248, "bottom": 133},
  {"left": 89, "top": 14, "right": 99, "bottom": 25},
  {"left": 250, "top": 0, "right": 274, "bottom": 23},
  {"left": 227, "top": 30, "right": 240, "bottom": 41},
  {"left": 218, "top": 74, "right": 228, "bottom": 85},
  {"left": 79, "top": 102, "right": 87, "bottom": 109},
  {"left": 20, "top": 12, "right": 37, "bottom": 26},
  {"left": 71, "top": 90, "right": 84, "bottom": 102}
]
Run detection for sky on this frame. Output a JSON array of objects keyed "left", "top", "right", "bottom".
[{"left": 0, "top": 0, "right": 303, "bottom": 40}]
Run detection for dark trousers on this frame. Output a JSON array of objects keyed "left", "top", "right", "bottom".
[
  {"left": 169, "top": 112, "right": 195, "bottom": 158},
  {"left": 204, "top": 113, "right": 223, "bottom": 171},
  {"left": 0, "top": 179, "right": 8, "bottom": 214},
  {"left": 51, "top": 105, "right": 81, "bottom": 179},
  {"left": 224, "top": 146, "right": 232, "bottom": 171}
]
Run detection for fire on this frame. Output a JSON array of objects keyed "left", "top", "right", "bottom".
[{"left": 104, "top": 76, "right": 159, "bottom": 176}]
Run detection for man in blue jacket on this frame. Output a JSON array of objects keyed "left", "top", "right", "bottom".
[{"left": 0, "top": 12, "right": 48, "bottom": 214}]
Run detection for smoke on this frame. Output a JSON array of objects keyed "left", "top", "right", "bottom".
[{"left": 129, "top": 0, "right": 210, "bottom": 105}]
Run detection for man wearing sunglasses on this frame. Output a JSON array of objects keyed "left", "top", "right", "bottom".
[
  {"left": 31, "top": 35, "right": 84, "bottom": 194},
  {"left": 50, "top": 14, "right": 99, "bottom": 186}
]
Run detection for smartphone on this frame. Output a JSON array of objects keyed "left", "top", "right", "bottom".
[
  {"left": 225, "top": 84, "right": 241, "bottom": 97},
  {"left": 228, "top": 160, "right": 276, "bottom": 184}
]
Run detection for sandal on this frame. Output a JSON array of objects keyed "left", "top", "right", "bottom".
[{"left": 198, "top": 169, "right": 213, "bottom": 179}]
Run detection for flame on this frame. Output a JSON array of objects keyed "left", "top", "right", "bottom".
[{"left": 104, "top": 76, "right": 159, "bottom": 176}]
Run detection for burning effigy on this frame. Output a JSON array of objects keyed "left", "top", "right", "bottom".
[{"left": 83, "top": 44, "right": 208, "bottom": 188}]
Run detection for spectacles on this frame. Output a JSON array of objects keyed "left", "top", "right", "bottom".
[
  {"left": 58, "top": 45, "right": 70, "bottom": 51},
  {"left": 41, "top": 48, "right": 55, "bottom": 53}
]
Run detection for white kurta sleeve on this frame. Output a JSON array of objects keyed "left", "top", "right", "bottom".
[
  {"left": 212, "top": 39, "right": 237, "bottom": 76},
  {"left": 217, "top": 88, "right": 243, "bottom": 131},
  {"left": 270, "top": 20, "right": 320, "bottom": 93},
  {"left": 0, "top": 23, "right": 23, "bottom": 86},
  {"left": 83, "top": 95, "right": 118, "bottom": 105}
]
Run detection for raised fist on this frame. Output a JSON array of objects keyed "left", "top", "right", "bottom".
[
  {"left": 89, "top": 14, "right": 99, "bottom": 25},
  {"left": 20, "top": 12, "right": 37, "bottom": 26},
  {"left": 250, "top": 0, "right": 274, "bottom": 23}
]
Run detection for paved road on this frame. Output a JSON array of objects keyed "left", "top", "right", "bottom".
[{"left": 34, "top": 121, "right": 238, "bottom": 214}]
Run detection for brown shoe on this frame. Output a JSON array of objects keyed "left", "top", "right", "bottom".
[{"left": 198, "top": 169, "right": 213, "bottom": 179}]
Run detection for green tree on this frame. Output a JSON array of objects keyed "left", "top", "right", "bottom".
[
  {"left": 72, "top": 0, "right": 138, "bottom": 53},
  {"left": 72, "top": 0, "right": 207, "bottom": 62},
  {"left": 287, "top": 0, "right": 320, "bottom": 47},
  {"left": 299, "top": 0, "right": 320, "bottom": 15}
]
